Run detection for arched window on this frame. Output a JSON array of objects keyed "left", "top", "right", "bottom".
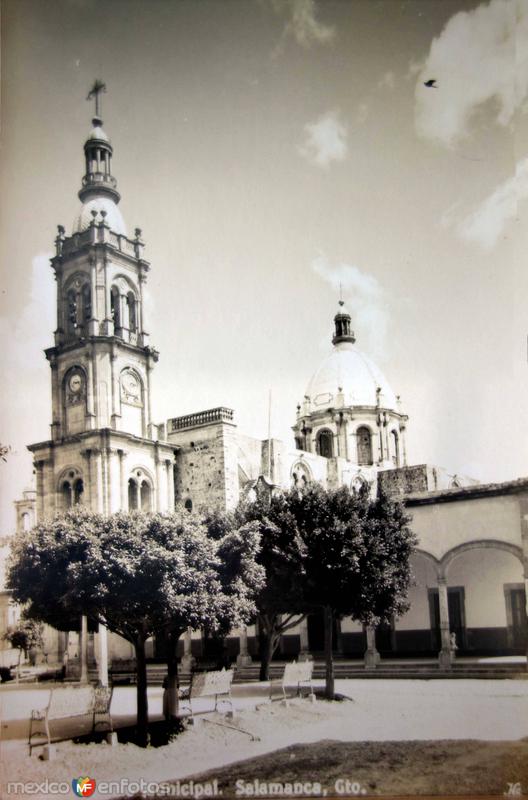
[
  {"left": 356, "top": 427, "right": 373, "bottom": 466},
  {"left": 140, "top": 480, "right": 152, "bottom": 510},
  {"left": 62, "top": 481, "right": 72, "bottom": 509},
  {"left": 21, "top": 512, "right": 30, "bottom": 531},
  {"left": 81, "top": 284, "right": 92, "bottom": 326},
  {"left": 127, "top": 291, "right": 137, "bottom": 333},
  {"left": 73, "top": 478, "right": 84, "bottom": 504},
  {"left": 128, "top": 478, "right": 138, "bottom": 510},
  {"left": 291, "top": 463, "right": 312, "bottom": 489},
  {"left": 67, "top": 290, "right": 77, "bottom": 334},
  {"left": 184, "top": 498, "right": 193, "bottom": 512},
  {"left": 316, "top": 429, "right": 333, "bottom": 458},
  {"left": 111, "top": 286, "right": 121, "bottom": 332},
  {"left": 390, "top": 430, "right": 399, "bottom": 466}
]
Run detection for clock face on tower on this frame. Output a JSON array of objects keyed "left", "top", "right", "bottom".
[
  {"left": 69, "top": 373, "right": 82, "bottom": 393},
  {"left": 121, "top": 369, "right": 142, "bottom": 405},
  {"left": 66, "top": 369, "right": 85, "bottom": 405}
]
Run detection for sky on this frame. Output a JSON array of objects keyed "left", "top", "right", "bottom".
[{"left": 1, "top": 0, "right": 528, "bottom": 530}]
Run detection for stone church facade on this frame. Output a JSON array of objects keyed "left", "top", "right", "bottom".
[{"left": 3, "top": 94, "right": 527, "bottom": 672}]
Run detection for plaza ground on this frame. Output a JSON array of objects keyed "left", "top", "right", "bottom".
[{"left": 0, "top": 677, "right": 527, "bottom": 799}]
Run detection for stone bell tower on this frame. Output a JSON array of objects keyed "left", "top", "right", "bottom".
[{"left": 29, "top": 83, "right": 175, "bottom": 520}]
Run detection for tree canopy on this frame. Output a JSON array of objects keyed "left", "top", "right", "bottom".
[
  {"left": 237, "top": 482, "right": 417, "bottom": 695},
  {"left": 8, "top": 506, "right": 264, "bottom": 743}
]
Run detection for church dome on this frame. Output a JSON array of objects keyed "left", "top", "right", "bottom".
[
  {"left": 72, "top": 196, "right": 127, "bottom": 236},
  {"left": 305, "top": 340, "right": 398, "bottom": 410}
]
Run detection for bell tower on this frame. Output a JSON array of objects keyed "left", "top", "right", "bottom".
[{"left": 29, "top": 84, "right": 176, "bottom": 520}]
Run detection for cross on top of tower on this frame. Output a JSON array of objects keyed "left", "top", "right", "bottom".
[{"left": 87, "top": 80, "right": 107, "bottom": 124}]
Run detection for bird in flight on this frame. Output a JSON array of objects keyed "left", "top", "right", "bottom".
[{"left": 424, "top": 79, "right": 438, "bottom": 88}]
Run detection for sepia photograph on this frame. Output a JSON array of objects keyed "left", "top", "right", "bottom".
[{"left": 0, "top": 0, "right": 527, "bottom": 798}]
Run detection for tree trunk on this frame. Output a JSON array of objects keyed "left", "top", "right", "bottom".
[
  {"left": 259, "top": 616, "right": 281, "bottom": 682},
  {"left": 135, "top": 637, "right": 149, "bottom": 747},
  {"left": 16, "top": 648, "right": 21, "bottom": 684},
  {"left": 323, "top": 605, "right": 335, "bottom": 700},
  {"left": 164, "top": 629, "right": 182, "bottom": 720},
  {"left": 260, "top": 630, "right": 280, "bottom": 682}
]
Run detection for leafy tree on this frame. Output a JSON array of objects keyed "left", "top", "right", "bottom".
[
  {"left": 7, "top": 509, "right": 98, "bottom": 633},
  {"left": 156, "top": 511, "right": 263, "bottom": 721},
  {"left": 4, "top": 618, "right": 44, "bottom": 681},
  {"left": 290, "top": 483, "right": 417, "bottom": 699},
  {"left": 236, "top": 494, "right": 307, "bottom": 680},
  {"left": 8, "top": 507, "right": 263, "bottom": 746}
]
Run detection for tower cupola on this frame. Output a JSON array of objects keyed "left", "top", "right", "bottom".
[
  {"left": 79, "top": 80, "right": 120, "bottom": 205},
  {"left": 72, "top": 81, "right": 126, "bottom": 235},
  {"left": 332, "top": 300, "right": 355, "bottom": 345}
]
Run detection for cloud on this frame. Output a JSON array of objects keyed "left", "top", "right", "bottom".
[
  {"left": 312, "top": 254, "right": 388, "bottom": 355},
  {"left": 0, "top": 253, "right": 55, "bottom": 523},
  {"left": 415, "top": 0, "right": 528, "bottom": 147},
  {"left": 8, "top": 253, "right": 55, "bottom": 358},
  {"left": 271, "top": 0, "right": 335, "bottom": 52},
  {"left": 356, "top": 103, "right": 369, "bottom": 125},
  {"left": 298, "top": 111, "right": 348, "bottom": 167},
  {"left": 456, "top": 157, "right": 528, "bottom": 248},
  {"left": 378, "top": 71, "right": 396, "bottom": 90}
]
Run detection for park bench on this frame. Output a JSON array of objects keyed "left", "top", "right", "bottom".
[
  {"left": 29, "top": 684, "right": 113, "bottom": 754},
  {"left": 270, "top": 660, "right": 315, "bottom": 704},
  {"left": 178, "top": 668, "right": 234, "bottom": 719},
  {"left": 109, "top": 658, "right": 137, "bottom": 685}
]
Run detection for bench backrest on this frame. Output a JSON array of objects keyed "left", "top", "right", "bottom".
[
  {"left": 190, "top": 669, "right": 234, "bottom": 699},
  {"left": 48, "top": 686, "right": 95, "bottom": 719},
  {"left": 282, "top": 660, "right": 313, "bottom": 686}
]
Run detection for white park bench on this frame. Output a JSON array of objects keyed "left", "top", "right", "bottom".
[
  {"left": 29, "top": 685, "right": 113, "bottom": 754},
  {"left": 178, "top": 668, "right": 234, "bottom": 719},
  {"left": 270, "top": 660, "right": 315, "bottom": 704}
]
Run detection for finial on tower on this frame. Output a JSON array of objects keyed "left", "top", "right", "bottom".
[{"left": 87, "top": 79, "right": 107, "bottom": 125}]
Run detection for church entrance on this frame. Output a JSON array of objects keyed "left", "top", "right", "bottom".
[
  {"left": 307, "top": 610, "right": 339, "bottom": 652},
  {"left": 507, "top": 587, "right": 528, "bottom": 649}
]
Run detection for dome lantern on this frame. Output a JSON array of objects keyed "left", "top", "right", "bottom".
[{"left": 332, "top": 300, "right": 355, "bottom": 345}]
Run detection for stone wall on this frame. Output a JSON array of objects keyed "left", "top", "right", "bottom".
[{"left": 169, "top": 411, "right": 240, "bottom": 510}]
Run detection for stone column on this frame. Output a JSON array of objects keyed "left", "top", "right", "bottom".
[
  {"left": 118, "top": 449, "right": 127, "bottom": 510},
  {"left": 86, "top": 356, "right": 95, "bottom": 420},
  {"left": 236, "top": 626, "right": 252, "bottom": 667},
  {"left": 364, "top": 625, "right": 380, "bottom": 670},
  {"left": 35, "top": 461, "right": 46, "bottom": 519},
  {"left": 80, "top": 615, "right": 89, "bottom": 684},
  {"left": 166, "top": 459, "right": 174, "bottom": 511},
  {"left": 156, "top": 455, "right": 164, "bottom": 511},
  {"left": 93, "top": 449, "right": 104, "bottom": 513},
  {"left": 98, "top": 623, "right": 109, "bottom": 687},
  {"left": 82, "top": 449, "right": 93, "bottom": 510},
  {"left": 107, "top": 448, "right": 121, "bottom": 513},
  {"left": 438, "top": 578, "right": 453, "bottom": 669},
  {"left": 400, "top": 425, "right": 408, "bottom": 467},
  {"left": 377, "top": 425, "right": 384, "bottom": 463},
  {"left": 298, "top": 617, "right": 312, "bottom": 661},
  {"left": 181, "top": 627, "right": 194, "bottom": 672}
]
